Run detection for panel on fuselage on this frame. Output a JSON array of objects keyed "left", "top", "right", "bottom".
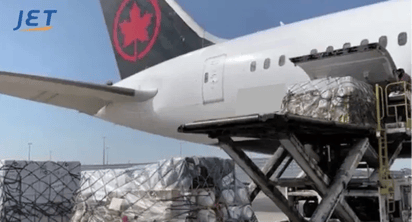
[{"left": 202, "top": 54, "right": 226, "bottom": 104}]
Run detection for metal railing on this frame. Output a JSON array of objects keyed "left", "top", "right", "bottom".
[{"left": 385, "top": 81, "right": 411, "bottom": 128}]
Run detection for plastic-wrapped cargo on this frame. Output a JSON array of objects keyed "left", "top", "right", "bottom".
[
  {"left": 280, "top": 76, "right": 376, "bottom": 126},
  {"left": 0, "top": 160, "right": 81, "bottom": 222},
  {"left": 72, "top": 157, "right": 257, "bottom": 222}
]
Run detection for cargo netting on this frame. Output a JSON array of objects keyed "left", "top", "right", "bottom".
[
  {"left": 281, "top": 76, "right": 376, "bottom": 126},
  {"left": 72, "top": 157, "right": 257, "bottom": 222},
  {"left": 0, "top": 160, "right": 81, "bottom": 222}
]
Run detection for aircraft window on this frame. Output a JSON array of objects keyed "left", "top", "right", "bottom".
[
  {"left": 264, "top": 58, "right": 270, "bottom": 69},
  {"left": 279, "top": 55, "right": 285, "bottom": 66},
  {"left": 310, "top": 49, "right": 317, "bottom": 55},
  {"left": 204, "top": 72, "right": 209, "bottom": 83},
  {"left": 361, "top": 39, "right": 369, "bottom": 45},
  {"left": 379, "top": 36, "right": 387, "bottom": 48},
  {"left": 250, "top": 61, "right": 256, "bottom": 72},
  {"left": 326, "top": 46, "right": 334, "bottom": 52},
  {"left": 398, "top": 32, "right": 407, "bottom": 46},
  {"left": 343, "top": 43, "right": 351, "bottom": 49}
]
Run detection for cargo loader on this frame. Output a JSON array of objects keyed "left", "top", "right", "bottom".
[{"left": 178, "top": 43, "right": 411, "bottom": 222}]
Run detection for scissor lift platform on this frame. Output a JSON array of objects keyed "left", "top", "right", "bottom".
[
  {"left": 178, "top": 113, "right": 408, "bottom": 222},
  {"left": 179, "top": 112, "right": 373, "bottom": 139}
]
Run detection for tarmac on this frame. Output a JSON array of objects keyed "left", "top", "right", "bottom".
[{"left": 252, "top": 193, "right": 288, "bottom": 222}]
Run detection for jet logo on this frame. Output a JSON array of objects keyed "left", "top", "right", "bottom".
[
  {"left": 113, "top": 0, "right": 161, "bottom": 62},
  {"left": 13, "top": 10, "right": 57, "bottom": 31}
]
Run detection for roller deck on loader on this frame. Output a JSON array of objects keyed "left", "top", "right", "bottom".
[{"left": 178, "top": 43, "right": 411, "bottom": 222}]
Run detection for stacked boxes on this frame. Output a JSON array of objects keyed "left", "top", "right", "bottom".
[
  {"left": 281, "top": 76, "right": 376, "bottom": 126},
  {"left": 0, "top": 160, "right": 80, "bottom": 222},
  {"left": 72, "top": 157, "right": 257, "bottom": 222}
]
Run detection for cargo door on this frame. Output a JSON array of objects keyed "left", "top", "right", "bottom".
[
  {"left": 202, "top": 54, "right": 226, "bottom": 104},
  {"left": 290, "top": 43, "right": 398, "bottom": 84}
]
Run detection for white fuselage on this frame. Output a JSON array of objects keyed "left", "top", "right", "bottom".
[{"left": 96, "top": 0, "right": 411, "bottom": 147}]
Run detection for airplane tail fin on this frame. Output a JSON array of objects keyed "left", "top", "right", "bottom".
[{"left": 99, "top": 0, "right": 224, "bottom": 79}]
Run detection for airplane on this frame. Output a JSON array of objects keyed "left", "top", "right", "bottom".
[{"left": 0, "top": 0, "right": 410, "bottom": 154}]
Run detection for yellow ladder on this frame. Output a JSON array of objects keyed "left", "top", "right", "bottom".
[
  {"left": 377, "top": 131, "right": 394, "bottom": 196},
  {"left": 375, "top": 84, "right": 395, "bottom": 212}
]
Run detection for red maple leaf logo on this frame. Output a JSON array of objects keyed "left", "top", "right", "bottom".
[{"left": 119, "top": 2, "right": 153, "bottom": 48}]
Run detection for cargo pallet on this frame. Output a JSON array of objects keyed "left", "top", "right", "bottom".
[{"left": 178, "top": 78, "right": 411, "bottom": 222}]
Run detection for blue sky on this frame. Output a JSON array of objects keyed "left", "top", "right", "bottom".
[{"left": 0, "top": 0, "right": 409, "bottom": 169}]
